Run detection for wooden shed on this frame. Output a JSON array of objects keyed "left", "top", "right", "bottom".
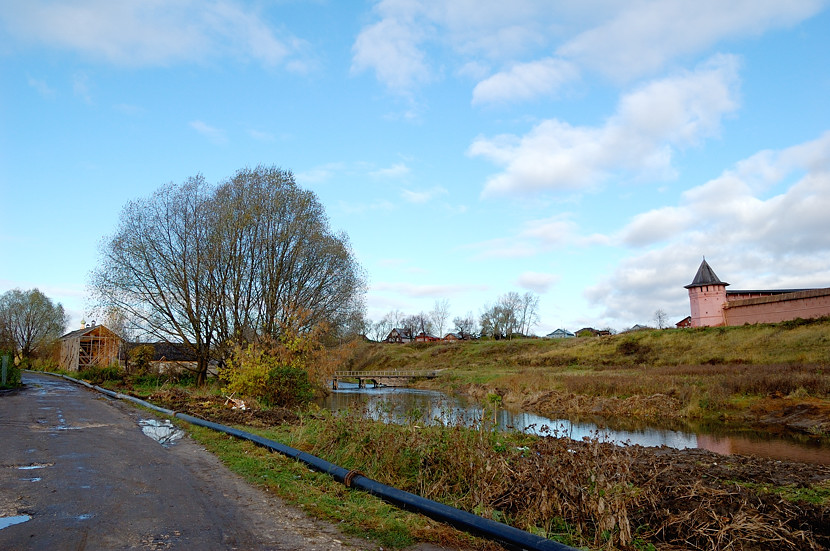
[{"left": 59, "top": 324, "right": 123, "bottom": 372}]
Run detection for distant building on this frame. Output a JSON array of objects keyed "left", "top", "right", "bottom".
[
  {"left": 384, "top": 328, "right": 413, "bottom": 343},
  {"left": 675, "top": 316, "right": 692, "bottom": 328},
  {"left": 576, "top": 327, "right": 612, "bottom": 337},
  {"left": 414, "top": 331, "right": 440, "bottom": 343},
  {"left": 124, "top": 342, "right": 200, "bottom": 374},
  {"left": 545, "top": 328, "right": 575, "bottom": 339},
  {"left": 686, "top": 258, "right": 830, "bottom": 327}
]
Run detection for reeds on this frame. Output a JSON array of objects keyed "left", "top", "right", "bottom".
[{"left": 284, "top": 406, "right": 828, "bottom": 549}]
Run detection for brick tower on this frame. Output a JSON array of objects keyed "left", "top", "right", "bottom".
[{"left": 685, "top": 259, "right": 729, "bottom": 327}]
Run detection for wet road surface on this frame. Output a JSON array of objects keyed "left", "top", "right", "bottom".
[{"left": 0, "top": 372, "right": 376, "bottom": 550}]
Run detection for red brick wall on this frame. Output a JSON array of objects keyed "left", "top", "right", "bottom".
[{"left": 724, "top": 289, "right": 830, "bottom": 325}]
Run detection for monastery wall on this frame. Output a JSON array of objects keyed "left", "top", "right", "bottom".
[{"left": 723, "top": 288, "right": 830, "bottom": 326}]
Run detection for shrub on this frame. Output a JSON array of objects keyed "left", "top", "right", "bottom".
[
  {"left": 128, "top": 344, "right": 155, "bottom": 376},
  {"left": 222, "top": 344, "right": 315, "bottom": 408},
  {"left": 262, "top": 364, "right": 314, "bottom": 407},
  {"left": 0, "top": 352, "right": 21, "bottom": 388},
  {"left": 78, "top": 364, "right": 124, "bottom": 384}
]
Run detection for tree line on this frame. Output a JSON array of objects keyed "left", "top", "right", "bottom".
[
  {"left": 365, "top": 291, "right": 541, "bottom": 341},
  {"left": 0, "top": 288, "right": 67, "bottom": 363},
  {"left": 91, "top": 166, "right": 366, "bottom": 384}
]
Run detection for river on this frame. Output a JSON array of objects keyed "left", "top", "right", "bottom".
[{"left": 318, "top": 383, "right": 830, "bottom": 465}]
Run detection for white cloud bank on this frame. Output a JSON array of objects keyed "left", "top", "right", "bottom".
[
  {"left": 470, "top": 55, "right": 740, "bottom": 196},
  {"left": 350, "top": 0, "right": 823, "bottom": 102},
  {"left": 586, "top": 131, "right": 830, "bottom": 326},
  {"left": 0, "top": 0, "right": 306, "bottom": 69}
]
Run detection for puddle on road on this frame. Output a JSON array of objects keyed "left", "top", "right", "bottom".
[
  {"left": 139, "top": 419, "right": 184, "bottom": 447},
  {"left": 19, "top": 477, "right": 41, "bottom": 482},
  {"left": 17, "top": 463, "right": 52, "bottom": 470},
  {"left": 0, "top": 515, "right": 31, "bottom": 530}
]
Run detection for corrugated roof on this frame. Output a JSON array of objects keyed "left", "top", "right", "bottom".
[{"left": 684, "top": 259, "right": 729, "bottom": 289}]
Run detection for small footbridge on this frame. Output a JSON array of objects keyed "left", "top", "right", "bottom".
[{"left": 331, "top": 370, "right": 438, "bottom": 389}]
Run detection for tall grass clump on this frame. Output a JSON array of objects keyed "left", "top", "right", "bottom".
[{"left": 291, "top": 407, "right": 639, "bottom": 547}]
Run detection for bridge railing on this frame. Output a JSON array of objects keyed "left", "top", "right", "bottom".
[{"left": 333, "top": 370, "right": 437, "bottom": 378}]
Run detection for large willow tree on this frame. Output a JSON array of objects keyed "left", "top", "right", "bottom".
[{"left": 92, "top": 166, "right": 365, "bottom": 384}]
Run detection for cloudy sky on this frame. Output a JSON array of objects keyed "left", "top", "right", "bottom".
[{"left": 1, "top": 0, "right": 829, "bottom": 335}]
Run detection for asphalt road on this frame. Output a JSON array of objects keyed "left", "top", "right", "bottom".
[{"left": 0, "top": 372, "right": 378, "bottom": 550}]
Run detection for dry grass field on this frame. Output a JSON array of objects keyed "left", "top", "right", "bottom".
[{"left": 344, "top": 318, "right": 830, "bottom": 432}]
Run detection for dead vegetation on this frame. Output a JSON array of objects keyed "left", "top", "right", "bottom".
[
  {"left": 296, "top": 407, "right": 830, "bottom": 550},
  {"left": 140, "top": 386, "right": 830, "bottom": 550},
  {"left": 144, "top": 388, "right": 299, "bottom": 427}
]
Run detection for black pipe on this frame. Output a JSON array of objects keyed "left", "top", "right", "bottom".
[
  {"left": 176, "top": 413, "right": 575, "bottom": 551},
  {"left": 48, "top": 372, "right": 576, "bottom": 551}
]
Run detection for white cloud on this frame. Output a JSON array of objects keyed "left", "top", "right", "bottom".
[
  {"left": 27, "top": 75, "right": 55, "bottom": 98},
  {"left": 248, "top": 129, "right": 274, "bottom": 141},
  {"left": 0, "top": 0, "right": 303, "bottom": 68},
  {"left": 373, "top": 281, "right": 485, "bottom": 298},
  {"left": 558, "top": 0, "right": 824, "bottom": 83},
  {"left": 336, "top": 199, "right": 396, "bottom": 215},
  {"left": 350, "top": 0, "right": 561, "bottom": 94},
  {"left": 351, "top": 9, "right": 432, "bottom": 92},
  {"left": 401, "top": 186, "right": 448, "bottom": 204},
  {"left": 517, "top": 271, "right": 560, "bottom": 293},
  {"left": 472, "top": 58, "right": 578, "bottom": 105},
  {"left": 189, "top": 120, "right": 227, "bottom": 144},
  {"left": 464, "top": 213, "right": 605, "bottom": 260},
  {"left": 370, "top": 163, "right": 410, "bottom": 179},
  {"left": 470, "top": 55, "right": 740, "bottom": 196},
  {"left": 586, "top": 131, "right": 830, "bottom": 327},
  {"left": 350, "top": 0, "right": 822, "bottom": 101}
]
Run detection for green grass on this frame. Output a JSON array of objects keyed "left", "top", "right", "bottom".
[
  {"left": 184, "top": 422, "right": 497, "bottom": 550},
  {"left": 733, "top": 480, "right": 830, "bottom": 506},
  {"left": 342, "top": 320, "right": 830, "bottom": 422}
]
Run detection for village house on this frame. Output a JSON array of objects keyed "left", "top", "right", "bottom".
[
  {"left": 124, "top": 342, "right": 201, "bottom": 374},
  {"left": 575, "top": 327, "right": 612, "bottom": 337},
  {"left": 384, "top": 328, "right": 413, "bottom": 343},
  {"left": 675, "top": 316, "right": 692, "bottom": 328},
  {"left": 59, "top": 322, "right": 123, "bottom": 372},
  {"left": 414, "top": 331, "right": 440, "bottom": 343},
  {"left": 686, "top": 259, "right": 830, "bottom": 327},
  {"left": 545, "top": 328, "right": 575, "bottom": 339}
]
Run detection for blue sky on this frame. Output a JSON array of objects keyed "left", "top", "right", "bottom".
[{"left": 2, "top": 0, "right": 829, "bottom": 336}]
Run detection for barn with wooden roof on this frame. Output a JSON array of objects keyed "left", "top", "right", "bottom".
[{"left": 59, "top": 323, "right": 123, "bottom": 372}]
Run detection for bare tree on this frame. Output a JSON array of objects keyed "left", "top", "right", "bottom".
[
  {"left": 0, "top": 288, "right": 67, "bottom": 360},
  {"left": 517, "top": 292, "right": 540, "bottom": 336},
  {"left": 430, "top": 299, "right": 450, "bottom": 337},
  {"left": 452, "top": 312, "right": 477, "bottom": 338},
  {"left": 91, "top": 176, "right": 222, "bottom": 384},
  {"left": 654, "top": 309, "right": 668, "bottom": 330},
  {"left": 91, "top": 167, "right": 365, "bottom": 385},
  {"left": 370, "top": 310, "right": 401, "bottom": 341},
  {"left": 401, "top": 312, "right": 433, "bottom": 335}
]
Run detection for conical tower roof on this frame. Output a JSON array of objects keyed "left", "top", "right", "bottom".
[{"left": 684, "top": 258, "right": 729, "bottom": 289}]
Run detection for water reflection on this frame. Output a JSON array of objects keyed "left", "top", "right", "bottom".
[
  {"left": 319, "top": 383, "right": 830, "bottom": 465},
  {"left": 0, "top": 515, "right": 31, "bottom": 530},
  {"left": 139, "top": 419, "right": 184, "bottom": 447}
]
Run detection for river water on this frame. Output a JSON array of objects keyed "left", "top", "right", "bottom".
[{"left": 318, "top": 383, "right": 830, "bottom": 465}]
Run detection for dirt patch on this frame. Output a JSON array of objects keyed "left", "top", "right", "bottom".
[
  {"left": 627, "top": 446, "right": 830, "bottom": 549},
  {"left": 747, "top": 397, "right": 830, "bottom": 435},
  {"left": 143, "top": 388, "right": 300, "bottom": 427}
]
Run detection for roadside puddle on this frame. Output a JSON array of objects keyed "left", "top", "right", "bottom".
[
  {"left": 0, "top": 515, "right": 31, "bottom": 530},
  {"left": 17, "top": 463, "right": 52, "bottom": 470},
  {"left": 139, "top": 419, "right": 184, "bottom": 447}
]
